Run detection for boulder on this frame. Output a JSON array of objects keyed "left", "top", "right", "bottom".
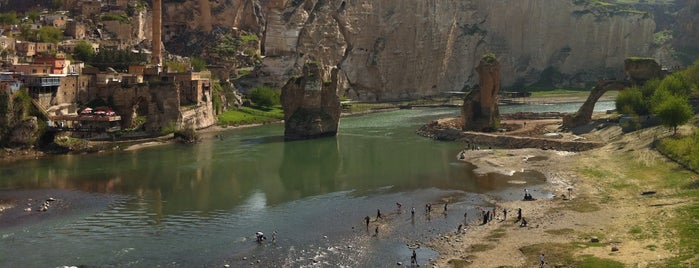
[
  {"left": 462, "top": 54, "right": 500, "bottom": 132},
  {"left": 281, "top": 62, "right": 341, "bottom": 141}
]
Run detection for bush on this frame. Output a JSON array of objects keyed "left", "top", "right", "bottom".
[
  {"left": 73, "top": 41, "right": 95, "bottom": 62},
  {"left": 174, "top": 127, "right": 199, "bottom": 143},
  {"left": 616, "top": 87, "right": 649, "bottom": 115},
  {"left": 653, "top": 95, "right": 693, "bottom": 135},
  {"left": 249, "top": 86, "right": 281, "bottom": 108}
]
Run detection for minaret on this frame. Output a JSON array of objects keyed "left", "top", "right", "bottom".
[{"left": 152, "top": 0, "right": 162, "bottom": 67}]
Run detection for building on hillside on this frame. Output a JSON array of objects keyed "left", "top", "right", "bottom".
[
  {"left": 15, "top": 41, "right": 36, "bottom": 57},
  {"left": 34, "top": 54, "right": 71, "bottom": 74},
  {"left": 174, "top": 71, "right": 212, "bottom": 106},
  {"left": 0, "top": 36, "right": 15, "bottom": 51},
  {"left": 21, "top": 74, "right": 63, "bottom": 107},
  {"left": 65, "top": 20, "right": 87, "bottom": 39},
  {"left": 80, "top": 0, "right": 102, "bottom": 19},
  {"left": 0, "top": 72, "right": 22, "bottom": 93},
  {"left": 43, "top": 13, "right": 69, "bottom": 28},
  {"left": 11, "top": 63, "right": 53, "bottom": 75},
  {"left": 15, "top": 42, "right": 57, "bottom": 57}
]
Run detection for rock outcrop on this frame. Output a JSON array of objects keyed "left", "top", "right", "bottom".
[
  {"left": 624, "top": 58, "right": 665, "bottom": 84},
  {"left": 281, "top": 62, "right": 341, "bottom": 141},
  {"left": 462, "top": 54, "right": 500, "bottom": 132},
  {"left": 8, "top": 117, "right": 40, "bottom": 146}
]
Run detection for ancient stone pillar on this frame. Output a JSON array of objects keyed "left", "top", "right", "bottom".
[
  {"left": 461, "top": 54, "right": 501, "bottom": 132},
  {"left": 281, "top": 62, "right": 341, "bottom": 141},
  {"left": 152, "top": 0, "right": 162, "bottom": 66}
]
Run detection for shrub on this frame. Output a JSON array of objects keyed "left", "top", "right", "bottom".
[
  {"left": 653, "top": 95, "right": 693, "bottom": 135},
  {"left": 616, "top": 87, "right": 649, "bottom": 115},
  {"left": 249, "top": 86, "right": 281, "bottom": 108}
]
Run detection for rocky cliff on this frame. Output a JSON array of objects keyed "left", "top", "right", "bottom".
[{"left": 160, "top": 0, "right": 695, "bottom": 100}]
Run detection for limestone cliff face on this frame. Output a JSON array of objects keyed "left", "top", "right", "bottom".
[
  {"left": 161, "top": 0, "right": 693, "bottom": 100},
  {"left": 258, "top": 0, "right": 657, "bottom": 100}
]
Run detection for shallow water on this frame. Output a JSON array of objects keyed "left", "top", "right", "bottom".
[{"left": 0, "top": 101, "right": 613, "bottom": 267}]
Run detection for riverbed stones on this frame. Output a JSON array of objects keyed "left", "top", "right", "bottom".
[{"left": 281, "top": 62, "right": 341, "bottom": 141}]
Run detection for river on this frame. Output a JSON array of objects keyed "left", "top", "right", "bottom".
[{"left": 0, "top": 101, "right": 614, "bottom": 267}]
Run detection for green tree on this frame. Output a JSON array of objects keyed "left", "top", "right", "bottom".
[
  {"left": 73, "top": 41, "right": 95, "bottom": 62},
  {"left": 35, "top": 26, "right": 64, "bottom": 43},
  {"left": 0, "top": 12, "right": 19, "bottom": 26},
  {"left": 249, "top": 86, "right": 281, "bottom": 108},
  {"left": 27, "top": 10, "right": 40, "bottom": 23},
  {"left": 90, "top": 48, "right": 147, "bottom": 72},
  {"left": 658, "top": 73, "right": 691, "bottom": 97},
  {"left": 615, "top": 87, "right": 648, "bottom": 115},
  {"left": 653, "top": 95, "right": 694, "bottom": 135},
  {"left": 191, "top": 57, "right": 207, "bottom": 72}
]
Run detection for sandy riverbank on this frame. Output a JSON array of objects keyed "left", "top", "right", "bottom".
[{"left": 426, "top": 117, "right": 696, "bottom": 267}]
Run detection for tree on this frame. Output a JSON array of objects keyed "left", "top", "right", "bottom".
[
  {"left": 90, "top": 48, "right": 148, "bottom": 72},
  {"left": 191, "top": 57, "right": 207, "bottom": 72},
  {"left": 615, "top": 86, "right": 649, "bottom": 115},
  {"left": 249, "top": 86, "right": 281, "bottom": 108},
  {"left": 73, "top": 41, "right": 95, "bottom": 62},
  {"left": 35, "top": 26, "right": 64, "bottom": 43},
  {"left": 0, "top": 12, "right": 19, "bottom": 26},
  {"left": 653, "top": 95, "right": 694, "bottom": 135},
  {"left": 27, "top": 11, "right": 40, "bottom": 23}
]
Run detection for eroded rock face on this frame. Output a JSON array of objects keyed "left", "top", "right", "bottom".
[
  {"left": 159, "top": 0, "right": 698, "bottom": 101},
  {"left": 462, "top": 55, "right": 500, "bottom": 132},
  {"left": 281, "top": 62, "right": 341, "bottom": 141}
]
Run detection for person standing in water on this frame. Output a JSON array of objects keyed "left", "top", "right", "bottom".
[{"left": 411, "top": 249, "right": 418, "bottom": 266}]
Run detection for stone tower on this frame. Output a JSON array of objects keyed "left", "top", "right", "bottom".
[
  {"left": 461, "top": 54, "right": 501, "bottom": 132},
  {"left": 152, "top": 0, "right": 162, "bottom": 66},
  {"left": 281, "top": 62, "right": 342, "bottom": 141}
]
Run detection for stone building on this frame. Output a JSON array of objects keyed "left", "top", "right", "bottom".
[
  {"left": 0, "top": 36, "right": 15, "bottom": 52},
  {"left": 174, "top": 71, "right": 211, "bottom": 106},
  {"left": 65, "top": 21, "right": 87, "bottom": 39},
  {"left": 34, "top": 54, "right": 71, "bottom": 74},
  {"left": 11, "top": 63, "right": 53, "bottom": 75}
]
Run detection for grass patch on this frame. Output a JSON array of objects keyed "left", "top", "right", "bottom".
[
  {"left": 645, "top": 244, "right": 658, "bottom": 251},
  {"left": 577, "top": 254, "right": 624, "bottom": 268},
  {"left": 486, "top": 228, "right": 507, "bottom": 240},
  {"left": 217, "top": 106, "right": 283, "bottom": 126},
  {"left": 563, "top": 198, "right": 601, "bottom": 212},
  {"left": 572, "top": 241, "right": 608, "bottom": 248},
  {"left": 545, "top": 228, "right": 575, "bottom": 236},
  {"left": 663, "top": 200, "right": 699, "bottom": 266},
  {"left": 447, "top": 257, "right": 473, "bottom": 268},
  {"left": 468, "top": 243, "right": 494, "bottom": 253},
  {"left": 520, "top": 243, "right": 623, "bottom": 268},
  {"left": 577, "top": 166, "right": 613, "bottom": 179}
]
